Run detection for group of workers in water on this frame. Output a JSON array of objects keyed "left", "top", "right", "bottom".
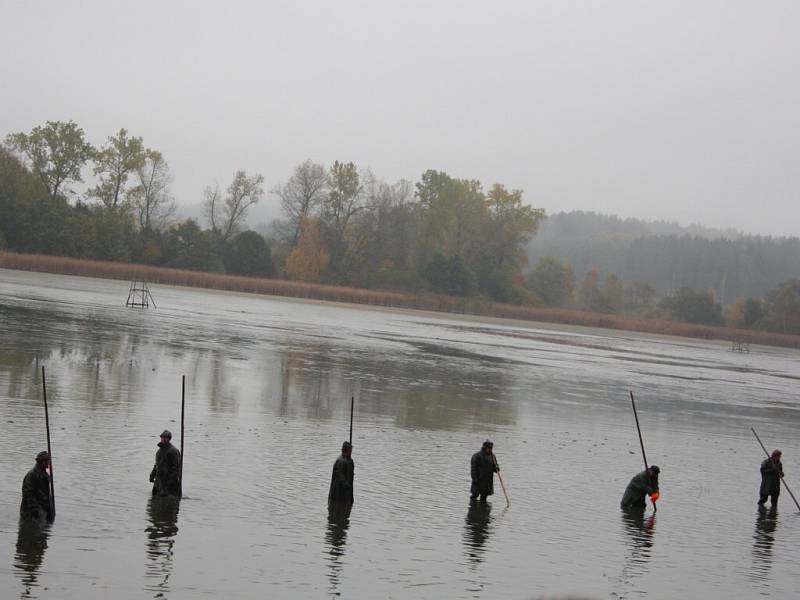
[{"left": 19, "top": 433, "right": 787, "bottom": 523}]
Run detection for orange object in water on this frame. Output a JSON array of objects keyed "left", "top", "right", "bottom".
[{"left": 650, "top": 492, "right": 660, "bottom": 502}]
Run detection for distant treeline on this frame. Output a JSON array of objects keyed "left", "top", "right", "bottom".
[
  {"left": 1, "top": 120, "right": 542, "bottom": 306},
  {"left": 2, "top": 120, "right": 799, "bottom": 337},
  {"left": 528, "top": 211, "right": 800, "bottom": 302},
  {"left": 524, "top": 211, "right": 800, "bottom": 334}
]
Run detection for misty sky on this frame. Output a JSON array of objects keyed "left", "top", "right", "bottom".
[{"left": 2, "top": 1, "right": 799, "bottom": 236}]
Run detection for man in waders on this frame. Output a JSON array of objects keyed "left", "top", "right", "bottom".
[
  {"left": 470, "top": 440, "right": 499, "bottom": 503},
  {"left": 758, "top": 450, "right": 783, "bottom": 508},
  {"left": 328, "top": 441, "right": 355, "bottom": 507},
  {"left": 620, "top": 465, "right": 660, "bottom": 509},
  {"left": 20, "top": 451, "right": 53, "bottom": 522},
  {"left": 149, "top": 430, "right": 182, "bottom": 497}
]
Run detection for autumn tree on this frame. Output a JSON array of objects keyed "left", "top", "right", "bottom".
[
  {"left": 273, "top": 160, "right": 327, "bottom": 247},
  {"left": 603, "top": 273, "right": 625, "bottom": 313},
  {"left": 204, "top": 170, "right": 265, "bottom": 243},
  {"left": 129, "top": 149, "right": 175, "bottom": 233},
  {"left": 5, "top": 120, "right": 93, "bottom": 200},
  {"left": 285, "top": 217, "right": 329, "bottom": 282},
  {"left": 89, "top": 128, "right": 145, "bottom": 208}
]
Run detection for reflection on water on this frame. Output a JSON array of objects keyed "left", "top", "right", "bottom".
[
  {"left": 325, "top": 503, "right": 352, "bottom": 595},
  {"left": 463, "top": 499, "right": 493, "bottom": 566},
  {"left": 616, "top": 507, "right": 655, "bottom": 592},
  {"left": 751, "top": 506, "right": 778, "bottom": 582},
  {"left": 14, "top": 520, "right": 51, "bottom": 599},
  {"left": 145, "top": 496, "right": 180, "bottom": 596}
]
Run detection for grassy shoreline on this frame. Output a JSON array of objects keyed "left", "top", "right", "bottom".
[{"left": 2, "top": 250, "right": 799, "bottom": 349}]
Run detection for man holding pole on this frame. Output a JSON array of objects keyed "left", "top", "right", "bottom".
[
  {"left": 620, "top": 466, "right": 660, "bottom": 509},
  {"left": 758, "top": 450, "right": 783, "bottom": 508},
  {"left": 470, "top": 440, "right": 499, "bottom": 503},
  {"left": 328, "top": 441, "right": 355, "bottom": 507},
  {"left": 149, "top": 430, "right": 182, "bottom": 497},
  {"left": 20, "top": 451, "right": 53, "bottom": 522}
]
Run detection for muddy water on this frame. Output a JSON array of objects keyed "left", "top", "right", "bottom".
[{"left": 0, "top": 268, "right": 798, "bottom": 599}]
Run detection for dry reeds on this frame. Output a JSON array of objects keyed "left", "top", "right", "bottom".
[{"left": 2, "top": 251, "right": 799, "bottom": 349}]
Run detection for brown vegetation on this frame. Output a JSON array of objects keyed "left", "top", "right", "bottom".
[{"left": 2, "top": 251, "right": 799, "bottom": 349}]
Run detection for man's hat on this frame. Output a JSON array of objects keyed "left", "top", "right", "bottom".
[
  {"left": 342, "top": 441, "right": 352, "bottom": 450},
  {"left": 36, "top": 451, "right": 50, "bottom": 463},
  {"left": 482, "top": 439, "right": 494, "bottom": 448},
  {"left": 649, "top": 465, "right": 660, "bottom": 474},
  {"left": 160, "top": 430, "right": 172, "bottom": 439},
  {"left": 772, "top": 449, "right": 782, "bottom": 458}
]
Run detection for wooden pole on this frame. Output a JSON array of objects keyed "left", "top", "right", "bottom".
[
  {"left": 492, "top": 453, "right": 510, "bottom": 508},
  {"left": 349, "top": 396, "right": 354, "bottom": 445},
  {"left": 180, "top": 375, "right": 185, "bottom": 498},
  {"left": 630, "top": 390, "right": 656, "bottom": 512},
  {"left": 751, "top": 427, "right": 800, "bottom": 511},
  {"left": 41, "top": 366, "right": 55, "bottom": 520}
]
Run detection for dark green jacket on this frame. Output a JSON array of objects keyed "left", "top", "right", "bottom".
[
  {"left": 620, "top": 470, "right": 659, "bottom": 508},
  {"left": 328, "top": 453, "right": 354, "bottom": 506},
  {"left": 20, "top": 464, "right": 52, "bottom": 521},
  {"left": 150, "top": 442, "right": 182, "bottom": 497},
  {"left": 470, "top": 451, "right": 498, "bottom": 497},
  {"left": 760, "top": 458, "right": 783, "bottom": 497}
]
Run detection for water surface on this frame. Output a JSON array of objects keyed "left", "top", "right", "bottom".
[{"left": 1, "top": 268, "right": 798, "bottom": 599}]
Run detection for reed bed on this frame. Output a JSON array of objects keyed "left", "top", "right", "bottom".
[{"left": 2, "top": 251, "right": 799, "bottom": 349}]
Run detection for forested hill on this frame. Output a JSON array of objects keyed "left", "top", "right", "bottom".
[{"left": 527, "top": 211, "right": 800, "bottom": 304}]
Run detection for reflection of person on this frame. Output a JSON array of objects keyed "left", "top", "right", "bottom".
[
  {"left": 328, "top": 441, "right": 354, "bottom": 507},
  {"left": 145, "top": 496, "right": 180, "bottom": 593},
  {"left": 20, "top": 451, "right": 53, "bottom": 522},
  {"left": 758, "top": 450, "right": 783, "bottom": 508},
  {"left": 620, "top": 466, "right": 660, "bottom": 509},
  {"left": 470, "top": 440, "right": 498, "bottom": 502},
  {"left": 463, "top": 500, "right": 492, "bottom": 565},
  {"left": 325, "top": 502, "right": 352, "bottom": 593},
  {"left": 15, "top": 519, "right": 51, "bottom": 598},
  {"left": 751, "top": 505, "right": 778, "bottom": 581},
  {"left": 149, "top": 430, "right": 182, "bottom": 497}
]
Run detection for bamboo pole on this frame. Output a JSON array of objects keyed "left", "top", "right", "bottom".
[
  {"left": 630, "top": 390, "right": 656, "bottom": 512},
  {"left": 180, "top": 375, "right": 185, "bottom": 498},
  {"left": 41, "top": 366, "right": 55, "bottom": 520}
]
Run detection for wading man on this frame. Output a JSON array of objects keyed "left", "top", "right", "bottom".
[
  {"left": 328, "top": 441, "right": 354, "bottom": 507},
  {"left": 470, "top": 440, "right": 499, "bottom": 503},
  {"left": 149, "top": 430, "right": 182, "bottom": 497},
  {"left": 759, "top": 450, "right": 783, "bottom": 508},
  {"left": 620, "top": 465, "right": 660, "bottom": 509},
  {"left": 20, "top": 451, "right": 53, "bottom": 522}
]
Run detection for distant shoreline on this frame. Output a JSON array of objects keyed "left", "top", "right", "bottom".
[{"left": 2, "top": 251, "right": 799, "bottom": 349}]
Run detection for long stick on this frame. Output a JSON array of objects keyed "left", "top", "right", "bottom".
[
  {"left": 630, "top": 390, "right": 655, "bottom": 512},
  {"left": 492, "top": 454, "right": 510, "bottom": 508},
  {"left": 180, "top": 375, "right": 185, "bottom": 497},
  {"left": 349, "top": 396, "right": 354, "bottom": 444},
  {"left": 751, "top": 427, "right": 800, "bottom": 511},
  {"left": 41, "top": 366, "right": 55, "bottom": 520}
]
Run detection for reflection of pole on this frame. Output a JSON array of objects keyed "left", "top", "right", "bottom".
[
  {"left": 349, "top": 396, "right": 354, "bottom": 444},
  {"left": 752, "top": 427, "right": 800, "bottom": 511},
  {"left": 41, "top": 366, "right": 55, "bottom": 519},
  {"left": 630, "top": 390, "right": 655, "bottom": 512},
  {"left": 180, "top": 375, "right": 185, "bottom": 498},
  {"left": 492, "top": 454, "right": 510, "bottom": 508}
]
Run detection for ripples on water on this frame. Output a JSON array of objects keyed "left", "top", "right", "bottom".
[{"left": 1, "top": 269, "right": 800, "bottom": 599}]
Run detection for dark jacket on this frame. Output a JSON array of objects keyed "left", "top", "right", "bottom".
[
  {"left": 621, "top": 470, "right": 659, "bottom": 508},
  {"left": 20, "top": 464, "right": 52, "bottom": 522},
  {"left": 150, "top": 441, "right": 182, "bottom": 497},
  {"left": 470, "top": 451, "right": 498, "bottom": 497},
  {"left": 328, "top": 453, "right": 355, "bottom": 506},
  {"left": 760, "top": 458, "right": 783, "bottom": 497}
]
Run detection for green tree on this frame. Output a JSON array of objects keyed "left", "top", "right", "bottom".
[
  {"left": 224, "top": 231, "right": 274, "bottom": 277},
  {"left": 163, "top": 219, "right": 224, "bottom": 271},
  {"left": 5, "top": 120, "right": 93, "bottom": 200},
  {"left": 603, "top": 273, "right": 625, "bottom": 313},
  {"left": 526, "top": 256, "right": 575, "bottom": 307},
  {"left": 659, "top": 287, "right": 723, "bottom": 325},
  {"left": 763, "top": 280, "right": 800, "bottom": 334},
  {"left": 423, "top": 252, "right": 475, "bottom": 296},
  {"left": 89, "top": 128, "right": 145, "bottom": 208}
]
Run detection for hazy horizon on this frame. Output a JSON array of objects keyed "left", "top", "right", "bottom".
[{"left": 2, "top": 1, "right": 799, "bottom": 237}]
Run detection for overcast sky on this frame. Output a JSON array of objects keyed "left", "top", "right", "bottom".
[{"left": 2, "top": 0, "right": 799, "bottom": 235}]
